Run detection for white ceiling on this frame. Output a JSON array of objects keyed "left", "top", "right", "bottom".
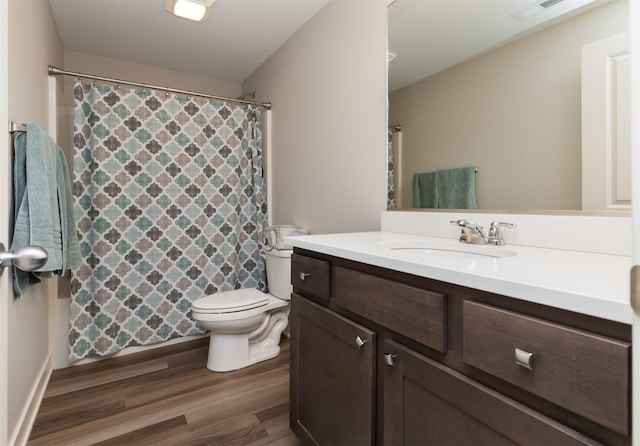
[
  {"left": 48, "top": 0, "right": 610, "bottom": 91},
  {"left": 388, "top": 0, "right": 610, "bottom": 92},
  {"left": 48, "top": 0, "right": 330, "bottom": 84}
]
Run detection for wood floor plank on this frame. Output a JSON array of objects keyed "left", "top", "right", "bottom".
[
  {"left": 49, "top": 337, "right": 208, "bottom": 381},
  {"left": 245, "top": 429, "right": 302, "bottom": 446},
  {"left": 28, "top": 338, "right": 297, "bottom": 446},
  {"left": 255, "top": 402, "right": 295, "bottom": 437},
  {"left": 124, "top": 360, "right": 246, "bottom": 409},
  {"left": 187, "top": 414, "right": 268, "bottom": 446},
  {"left": 91, "top": 415, "right": 193, "bottom": 446},
  {"left": 183, "top": 366, "right": 290, "bottom": 432},
  {"left": 29, "top": 370, "right": 287, "bottom": 446},
  {"left": 256, "top": 401, "right": 289, "bottom": 425},
  {"left": 125, "top": 347, "right": 289, "bottom": 410},
  {"left": 44, "top": 359, "right": 169, "bottom": 397},
  {"left": 29, "top": 385, "right": 126, "bottom": 439}
]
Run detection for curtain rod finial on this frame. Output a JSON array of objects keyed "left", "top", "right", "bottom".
[{"left": 48, "top": 65, "right": 62, "bottom": 76}]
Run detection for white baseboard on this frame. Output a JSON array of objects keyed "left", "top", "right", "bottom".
[{"left": 10, "top": 354, "right": 52, "bottom": 446}]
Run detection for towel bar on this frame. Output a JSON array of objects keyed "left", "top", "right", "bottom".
[{"left": 9, "top": 121, "right": 26, "bottom": 133}]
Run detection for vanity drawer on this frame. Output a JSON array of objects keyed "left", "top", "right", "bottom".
[
  {"left": 333, "top": 266, "right": 447, "bottom": 352},
  {"left": 463, "top": 301, "right": 630, "bottom": 435},
  {"left": 291, "top": 253, "right": 330, "bottom": 300}
]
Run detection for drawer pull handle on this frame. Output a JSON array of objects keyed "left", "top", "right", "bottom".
[
  {"left": 515, "top": 348, "right": 534, "bottom": 370},
  {"left": 355, "top": 336, "right": 367, "bottom": 350},
  {"left": 384, "top": 353, "right": 397, "bottom": 366},
  {"left": 299, "top": 272, "right": 311, "bottom": 281}
]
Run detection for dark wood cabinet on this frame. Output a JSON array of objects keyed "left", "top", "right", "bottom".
[
  {"left": 383, "top": 339, "right": 597, "bottom": 446},
  {"left": 290, "top": 294, "right": 376, "bottom": 445},
  {"left": 333, "top": 265, "right": 447, "bottom": 352},
  {"left": 289, "top": 250, "right": 631, "bottom": 445},
  {"left": 291, "top": 253, "right": 331, "bottom": 300},
  {"left": 463, "top": 301, "right": 630, "bottom": 436}
]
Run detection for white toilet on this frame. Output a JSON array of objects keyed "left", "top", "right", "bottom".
[{"left": 191, "top": 246, "right": 293, "bottom": 372}]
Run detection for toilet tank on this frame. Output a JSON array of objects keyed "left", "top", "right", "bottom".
[{"left": 265, "top": 248, "right": 292, "bottom": 300}]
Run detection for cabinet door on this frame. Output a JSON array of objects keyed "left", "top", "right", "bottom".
[
  {"left": 290, "top": 294, "right": 376, "bottom": 445},
  {"left": 383, "top": 340, "right": 598, "bottom": 446}
]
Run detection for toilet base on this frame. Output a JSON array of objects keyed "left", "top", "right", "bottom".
[
  {"left": 206, "top": 334, "right": 281, "bottom": 372},
  {"left": 205, "top": 311, "right": 289, "bottom": 372}
]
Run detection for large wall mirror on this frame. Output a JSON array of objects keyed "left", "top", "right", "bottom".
[{"left": 387, "top": 0, "right": 629, "bottom": 211}]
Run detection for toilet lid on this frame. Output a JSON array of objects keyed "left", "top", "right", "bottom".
[{"left": 192, "top": 288, "right": 269, "bottom": 313}]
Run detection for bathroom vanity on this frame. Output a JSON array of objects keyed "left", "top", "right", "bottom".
[{"left": 286, "top": 227, "right": 632, "bottom": 445}]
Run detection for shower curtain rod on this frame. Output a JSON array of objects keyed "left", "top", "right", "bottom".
[{"left": 47, "top": 65, "right": 272, "bottom": 110}]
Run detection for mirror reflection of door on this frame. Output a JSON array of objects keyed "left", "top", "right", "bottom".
[{"left": 581, "top": 31, "right": 631, "bottom": 210}]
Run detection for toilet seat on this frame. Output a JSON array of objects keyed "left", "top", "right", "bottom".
[{"left": 192, "top": 288, "right": 269, "bottom": 314}]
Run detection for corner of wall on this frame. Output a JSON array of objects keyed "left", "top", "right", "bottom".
[{"left": 9, "top": 355, "right": 52, "bottom": 446}]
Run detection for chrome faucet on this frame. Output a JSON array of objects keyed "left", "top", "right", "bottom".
[
  {"left": 450, "top": 220, "right": 487, "bottom": 245},
  {"left": 450, "top": 220, "right": 517, "bottom": 246}
]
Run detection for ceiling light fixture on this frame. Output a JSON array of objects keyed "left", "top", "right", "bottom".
[{"left": 164, "top": 0, "right": 215, "bottom": 22}]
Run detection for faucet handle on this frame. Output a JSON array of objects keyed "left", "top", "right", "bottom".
[
  {"left": 450, "top": 220, "right": 485, "bottom": 244},
  {"left": 450, "top": 220, "right": 469, "bottom": 242},
  {"left": 450, "top": 219, "right": 474, "bottom": 226},
  {"left": 488, "top": 222, "right": 517, "bottom": 245},
  {"left": 450, "top": 220, "right": 483, "bottom": 232}
]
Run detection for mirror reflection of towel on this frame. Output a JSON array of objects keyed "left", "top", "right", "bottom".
[
  {"left": 413, "top": 166, "right": 477, "bottom": 209},
  {"left": 438, "top": 166, "right": 477, "bottom": 209},
  {"left": 412, "top": 171, "right": 438, "bottom": 208}
]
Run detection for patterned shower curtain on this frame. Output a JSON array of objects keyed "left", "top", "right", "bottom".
[
  {"left": 387, "top": 129, "right": 395, "bottom": 208},
  {"left": 69, "top": 80, "right": 267, "bottom": 362}
]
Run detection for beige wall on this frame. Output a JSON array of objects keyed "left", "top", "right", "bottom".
[
  {"left": 7, "top": 0, "right": 63, "bottom": 443},
  {"left": 64, "top": 49, "right": 241, "bottom": 97},
  {"left": 243, "top": 0, "right": 388, "bottom": 234},
  {"left": 389, "top": 0, "right": 628, "bottom": 210}
]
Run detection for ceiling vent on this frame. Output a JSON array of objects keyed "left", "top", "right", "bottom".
[{"left": 511, "top": 0, "right": 565, "bottom": 21}]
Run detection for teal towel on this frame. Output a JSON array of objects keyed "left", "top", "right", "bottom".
[
  {"left": 413, "top": 166, "right": 477, "bottom": 209},
  {"left": 11, "top": 123, "right": 81, "bottom": 297},
  {"left": 437, "top": 166, "right": 478, "bottom": 209},
  {"left": 413, "top": 171, "right": 439, "bottom": 208}
]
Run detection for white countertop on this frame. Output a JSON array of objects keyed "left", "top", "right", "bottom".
[{"left": 285, "top": 231, "right": 633, "bottom": 325}]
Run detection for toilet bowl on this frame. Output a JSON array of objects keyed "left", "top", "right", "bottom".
[{"left": 191, "top": 247, "right": 292, "bottom": 372}]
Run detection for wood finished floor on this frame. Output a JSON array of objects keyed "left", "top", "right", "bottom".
[{"left": 28, "top": 337, "right": 300, "bottom": 446}]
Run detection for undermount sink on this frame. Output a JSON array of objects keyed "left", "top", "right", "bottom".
[{"left": 379, "top": 239, "right": 518, "bottom": 259}]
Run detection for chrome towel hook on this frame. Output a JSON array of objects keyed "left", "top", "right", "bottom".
[{"left": 0, "top": 243, "right": 48, "bottom": 276}]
